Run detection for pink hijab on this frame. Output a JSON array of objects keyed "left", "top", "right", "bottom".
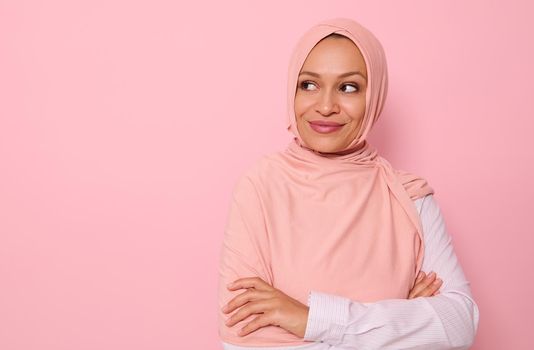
[{"left": 218, "top": 17, "right": 434, "bottom": 347}]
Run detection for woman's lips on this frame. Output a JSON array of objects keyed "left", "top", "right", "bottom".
[{"left": 308, "top": 121, "right": 345, "bottom": 134}]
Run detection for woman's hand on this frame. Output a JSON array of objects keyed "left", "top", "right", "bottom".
[
  {"left": 221, "top": 277, "right": 309, "bottom": 338},
  {"left": 408, "top": 270, "right": 443, "bottom": 299}
]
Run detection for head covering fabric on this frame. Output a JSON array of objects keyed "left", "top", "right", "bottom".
[
  {"left": 287, "top": 17, "right": 388, "bottom": 153},
  {"left": 218, "top": 17, "right": 434, "bottom": 347}
]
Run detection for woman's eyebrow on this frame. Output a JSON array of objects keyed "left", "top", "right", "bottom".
[{"left": 299, "top": 70, "right": 368, "bottom": 81}]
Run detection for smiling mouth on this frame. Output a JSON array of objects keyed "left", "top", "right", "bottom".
[{"left": 308, "top": 121, "right": 345, "bottom": 134}]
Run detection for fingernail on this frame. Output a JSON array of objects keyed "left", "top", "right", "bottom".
[
  {"left": 227, "top": 282, "right": 234, "bottom": 288},
  {"left": 433, "top": 278, "right": 442, "bottom": 285},
  {"left": 428, "top": 271, "right": 435, "bottom": 278}
]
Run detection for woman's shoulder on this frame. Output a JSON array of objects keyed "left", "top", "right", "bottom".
[
  {"left": 392, "top": 167, "right": 435, "bottom": 200},
  {"left": 230, "top": 151, "right": 283, "bottom": 195},
  {"left": 238, "top": 149, "right": 288, "bottom": 179}
]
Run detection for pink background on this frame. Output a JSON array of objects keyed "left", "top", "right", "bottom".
[{"left": 1, "top": 0, "right": 532, "bottom": 349}]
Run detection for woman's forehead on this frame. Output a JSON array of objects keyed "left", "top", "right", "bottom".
[{"left": 300, "top": 36, "right": 367, "bottom": 75}]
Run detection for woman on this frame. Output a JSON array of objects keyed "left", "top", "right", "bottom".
[{"left": 218, "top": 17, "right": 479, "bottom": 349}]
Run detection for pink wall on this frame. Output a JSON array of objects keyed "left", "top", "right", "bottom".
[{"left": 1, "top": 1, "right": 532, "bottom": 349}]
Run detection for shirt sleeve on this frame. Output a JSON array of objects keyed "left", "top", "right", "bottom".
[{"left": 303, "top": 194, "right": 480, "bottom": 350}]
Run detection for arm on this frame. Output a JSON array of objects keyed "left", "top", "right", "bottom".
[{"left": 303, "top": 194, "right": 480, "bottom": 350}]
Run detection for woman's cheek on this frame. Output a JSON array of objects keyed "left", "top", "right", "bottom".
[
  {"left": 344, "top": 98, "right": 366, "bottom": 118},
  {"left": 296, "top": 96, "right": 316, "bottom": 115}
]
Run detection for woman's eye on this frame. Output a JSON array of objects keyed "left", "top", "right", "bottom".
[
  {"left": 300, "top": 81, "right": 317, "bottom": 91},
  {"left": 341, "top": 84, "right": 359, "bottom": 93}
]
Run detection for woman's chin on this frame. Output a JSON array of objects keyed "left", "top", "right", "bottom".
[{"left": 305, "top": 140, "right": 345, "bottom": 154}]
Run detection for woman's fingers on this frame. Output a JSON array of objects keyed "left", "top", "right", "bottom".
[
  {"left": 227, "top": 277, "right": 273, "bottom": 292},
  {"left": 421, "top": 278, "right": 443, "bottom": 296},
  {"left": 222, "top": 289, "right": 270, "bottom": 314},
  {"left": 408, "top": 271, "right": 438, "bottom": 299},
  {"left": 413, "top": 274, "right": 442, "bottom": 298},
  {"left": 238, "top": 313, "right": 274, "bottom": 336},
  {"left": 416, "top": 271, "right": 425, "bottom": 282},
  {"left": 409, "top": 271, "right": 435, "bottom": 298},
  {"left": 222, "top": 275, "right": 311, "bottom": 338},
  {"left": 225, "top": 299, "right": 272, "bottom": 327}
]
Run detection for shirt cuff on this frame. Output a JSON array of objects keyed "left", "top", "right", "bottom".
[{"left": 303, "top": 290, "right": 352, "bottom": 344}]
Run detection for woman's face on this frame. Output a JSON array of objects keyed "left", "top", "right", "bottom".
[{"left": 294, "top": 36, "right": 368, "bottom": 154}]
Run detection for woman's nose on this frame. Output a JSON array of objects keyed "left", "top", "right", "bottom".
[{"left": 315, "top": 91, "right": 340, "bottom": 116}]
